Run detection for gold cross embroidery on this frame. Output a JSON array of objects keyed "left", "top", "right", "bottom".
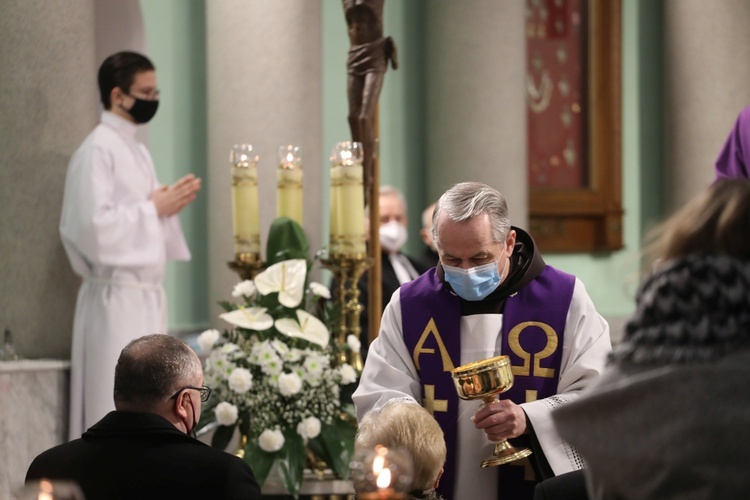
[{"left": 422, "top": 384, "right": 448, "bottom": 415}]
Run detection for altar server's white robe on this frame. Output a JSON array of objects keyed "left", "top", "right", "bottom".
[
  {"left": 353, "top": 279, "right": 611, "bottom": 499},
  {"left": 61, "top": 111, "right": 190, "bottom": 440}
]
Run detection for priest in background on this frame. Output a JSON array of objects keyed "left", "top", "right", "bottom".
[
  {"left": 417, "top": 201, "right": 440, "bottom": 270},
  {"left": 60, "top": 51, "right": 201, "bottom": 440},
  {"left": 355, "top": 185, "right": 427, "bottom": 359}
]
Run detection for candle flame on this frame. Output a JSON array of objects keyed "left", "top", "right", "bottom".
[
  {"left": 376, "top": 467, "right": 392, "bottom": 489},
  {"left": 286, "top": 152, "right": 295, "bottom": 163},
  {"left": 372, "top": 455, "right": 385, "bottom": 475}
]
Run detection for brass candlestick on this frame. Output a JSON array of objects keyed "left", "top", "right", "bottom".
[
  {"left": 227, "top": 252, "right": 265, "bottom": 281},
  {"left": 321, "top": 252, "right": 370, "bottom": 370},
  {"left": 451, "top": 355, "right": 532, "bottom": 467}
]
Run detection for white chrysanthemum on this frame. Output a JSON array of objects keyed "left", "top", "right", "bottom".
[
  {"left": 197, "top": 329, "right": 220, "bottom": 353},
  {"left": 278, "top": 372, "right": 303, "bottom": 397},
  {"left": 306, "top": 374, "right": 322, "bottom": 387},
  {"left": 338, "top": 364, "right": 357, "bottom": 385},
  {"left": 346, "top": 334, "right": 361, "bottom": 353},
  {"left": 271, "top": 339, "right": 290, "bottom": 357},
  {"left": 249, "top": 340, "right": 271, "bottom": 365},
  {"left": 258, "top": 428, "right": 285, "bottom": 452},
  {"left": 232, "top": 280, "right": 256, "bottom": 298},
  {"left": 303, "top": 352, "right": 330, "bottom": 377},
  {"left": 296, "top": 416, "right": 321, "bottom": 440},
  {"left": 283, "top": 348, "right": 303, "bottom": 363},
  {"left": 221, "top": 343, "right": 240, "bottom": 355},
  {"left": 309, "top": 281, "right": 331, "bottom": 299},
  {"left": 255, "top": 343, "right": 283, "bottom": 375},
  {"left": 214, "top": 402, "right": 239, "bottom": 426},
  {"left": 228, "top": 368, "right": 253, "bottom": 393},
  {"left": 206, "top": 350, "right": 237, "bottom": 380}
]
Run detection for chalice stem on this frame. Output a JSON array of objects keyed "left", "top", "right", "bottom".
[{"left": 480, "top": 396, "right": 532, "bottom": 468}]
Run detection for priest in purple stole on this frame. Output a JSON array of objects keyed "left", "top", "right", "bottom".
[{"left": 353, "top": 182, "right": 611, "bottom": 499}]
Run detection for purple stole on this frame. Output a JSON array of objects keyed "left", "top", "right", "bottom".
[{"left": 400, "top": 266, "right": 575, "bottom": 499}]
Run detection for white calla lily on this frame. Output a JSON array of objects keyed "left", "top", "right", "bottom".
[
  {"left": 254, "top": 259, "right": 307, "bottom": 308},
  {"left": 219, "top": 306, "right": 273, "bottom": 331},
  {"left": 275, "top": 310, "right": 330, "bottom": 348}
]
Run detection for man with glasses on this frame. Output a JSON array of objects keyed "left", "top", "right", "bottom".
[
  {"left": 26, "top": 334, "right": 262, "bottom": 499},
  {"left": 60, "top": 51, "right": 202, "bottom": 440}
]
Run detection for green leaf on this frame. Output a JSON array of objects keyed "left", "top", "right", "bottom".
[
  {"left": 266, "top": 217, "right": 309, "bottom": 266},
  {"left": 217, "top": 300, "right": 236, "bottom": 312},
  {"left": 312, "top": 418, "right": 357, "bottom": 480},
  {"left": 244, "top": 438, "right": 277, "bottom": 487},
  {"left": 211, "top": 424, "right": 236, "bottom": 450},
  {"left": 277, "top": 431, "right": 306, "bottom": 498}
]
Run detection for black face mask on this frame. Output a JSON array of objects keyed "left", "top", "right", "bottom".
[{"left": 124, "top": 95, "right": 159, "bottom": 124}]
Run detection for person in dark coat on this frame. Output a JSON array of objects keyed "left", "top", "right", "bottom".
[{"left": 26, "top": 334, "right": 261, "bottom": 500}]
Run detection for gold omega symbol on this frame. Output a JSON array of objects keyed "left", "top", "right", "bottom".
[{"left": 507, "top": 321, "right": 558, "bottom": 379}]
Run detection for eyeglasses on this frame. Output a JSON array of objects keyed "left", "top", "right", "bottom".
[
  {"left": 170, "top": 385, "right": 211, "bottom": 403},
  {"left": 126, "top": 89, "right": 160, "bottom": 101}
]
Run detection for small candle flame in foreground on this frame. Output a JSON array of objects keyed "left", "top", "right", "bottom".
[{"left": 376, "top": 467, "right": 392, "bottom": 489}]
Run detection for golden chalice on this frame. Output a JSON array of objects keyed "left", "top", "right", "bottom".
[{"left": 451, "top": 355, "right": 532, "bottom": 467}]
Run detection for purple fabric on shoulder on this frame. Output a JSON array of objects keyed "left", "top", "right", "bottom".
[{"left": 715, "top": 106, "right": 750, "bottom": 180}]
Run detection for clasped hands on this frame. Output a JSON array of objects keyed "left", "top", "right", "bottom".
[
  {"left": 473, "top": 399, "right": 527, "bottom": 442},
  {"left": 152, "top": 174, "right": 202, "bottom": 217}
]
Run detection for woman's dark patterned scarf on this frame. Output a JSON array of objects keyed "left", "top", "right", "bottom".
[{"left": 611, "top": 254, "right": 750, "bottom": 365}]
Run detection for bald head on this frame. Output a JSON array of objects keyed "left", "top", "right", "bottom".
[{"left": 114, "top": 334, "right": 202, "bottom": 412}]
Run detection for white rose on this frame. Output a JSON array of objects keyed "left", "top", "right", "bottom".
[
  {"left": 214, "top": 402, "right": 239, "bottom": 426},
  {"left": 228, "top": 368, "right": 253, "bottom": 393},
  {"left": 296, "top": 416, "right": 321, "bottom": 440},
  {"left": 309, "top": 281, "right": 331, "bottom": 299},
  {"left": 338, "top": 364, "right": 357, "bottom": 384},
  {"left": 278, "top": 372, "right": 303, "bottom": 397},
  {"left": 346, "top": 334, "right": 361, "bottom": 353},
  {"left": 197, "top": 329, "right": 221, "bottom": 353},
  {"left": 258, "top": 428, "right": 285, "bottom": 452},
  {"left": 232, "top": 280, "right": 256, "bottom": 298}
]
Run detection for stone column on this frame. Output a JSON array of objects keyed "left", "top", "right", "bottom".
[
  {"left": 0, "top": 0, "right": 97, "bottom": 359},
  {"left": 664, "top": 0, "right": 750, "bottom": 211},
  {"left": 424, "top": 0, "right": 528, "bottom": 225},
  {"left": 206, "top": 1, "right": 323, "bottom": 318}
]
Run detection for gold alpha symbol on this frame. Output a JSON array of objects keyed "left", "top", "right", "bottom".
[{"left": 412, "top": 318, "right": 455, "bottom": 372}]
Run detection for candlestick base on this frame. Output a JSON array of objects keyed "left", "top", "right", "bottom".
[
  {"left": 321, "top": 252, "right": 371, "bottom": 368},
  {"left": 228, "top": 252, "right": 265, "bottom": 281}
]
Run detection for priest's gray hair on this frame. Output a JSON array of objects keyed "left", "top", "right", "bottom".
[
  {"left": 432, "top": 182, "right": 511, "bottom": 251},
  {"left": 365, "top": 184, "right": 407, "bottom": 217},
  {"left": 114, "top": 334, "right": 201, "bottom": 410}
]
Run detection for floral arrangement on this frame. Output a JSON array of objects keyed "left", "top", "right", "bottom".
[{"left": 196, "top": 218, "right": 360, "bottom": 498}]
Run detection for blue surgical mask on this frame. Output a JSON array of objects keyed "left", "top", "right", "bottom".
[{"left": 443, "top": 260, "right": 506, "bottom": 301}]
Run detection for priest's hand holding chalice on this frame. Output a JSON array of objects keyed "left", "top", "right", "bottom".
[{"left": 451, "top": 355, "right": 532, "bottom": 467}]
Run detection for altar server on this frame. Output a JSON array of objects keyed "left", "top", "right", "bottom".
[
  {"left": 353, "top": 182, "right": 611, "bottom": 499},
  {"left": 61, "top": 51, "right": 201, "bottom": 439}
]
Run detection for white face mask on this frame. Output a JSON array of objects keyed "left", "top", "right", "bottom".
[{"left": 379, "top": 221, "right": 408, "bottom": 252}]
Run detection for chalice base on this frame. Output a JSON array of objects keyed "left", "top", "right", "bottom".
[{"left": 481, "top": 440, "right": 532, "bottom": 468}]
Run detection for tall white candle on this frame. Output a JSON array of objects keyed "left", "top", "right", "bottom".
[
  {"left": 230, "top": 144, "right": 260, "bottom": 255},
  {"left": 330, "top": 142, "right": 365, "bottom": 255},
  {"left": 277, "top": 145, "right": 303, "bottom": 225}
]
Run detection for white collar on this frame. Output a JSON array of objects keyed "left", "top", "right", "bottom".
[{"left": 101, "top": 110, "right": 138, "bottom": 139}]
